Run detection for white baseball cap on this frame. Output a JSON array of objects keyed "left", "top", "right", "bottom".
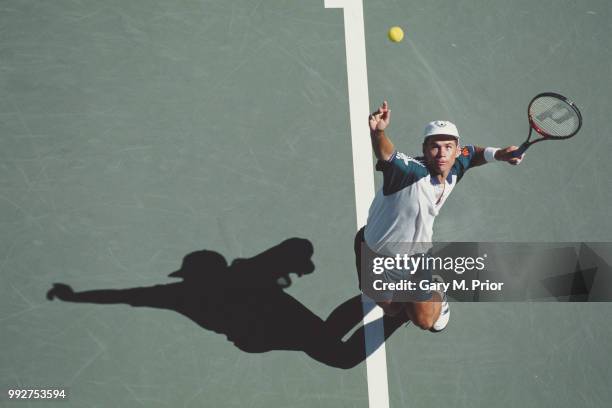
[{"left": 423, "top": 120, "right": 460, "bottom": 140}]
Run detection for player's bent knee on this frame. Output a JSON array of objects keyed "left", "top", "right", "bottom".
[
  {"left": 407, "top": 302, "right": 435, "bottom": 330},
  {"left": 411, "top": 313, "right": 434, "bottom": 330}
]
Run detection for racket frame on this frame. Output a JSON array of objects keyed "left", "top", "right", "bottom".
[{"left": 513, "top": 92, "right": 582, "bottom": 157}]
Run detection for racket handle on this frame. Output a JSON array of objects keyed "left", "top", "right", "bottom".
[{"left": 511, "top": 142, "right": 529, "bottom": 158}]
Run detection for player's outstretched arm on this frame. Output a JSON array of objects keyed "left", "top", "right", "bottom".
[
  {"left": 469, "top": 145, "right": 525, "bottom": 168},
  {"left": 369, "top": 101, "right": 395, "bottom": 161}
]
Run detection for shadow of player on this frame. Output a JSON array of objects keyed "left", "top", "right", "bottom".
[{"left": 46, "top": 238, "right": 406, "bottom": 369}]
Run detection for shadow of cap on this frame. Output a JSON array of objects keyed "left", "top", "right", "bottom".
[{"left": 168, "top": 250, "right": 228, "bottom": 279}]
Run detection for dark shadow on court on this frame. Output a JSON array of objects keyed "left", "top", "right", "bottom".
[{"left": 46, "top": 238, "right": 406, "bottom": 369}]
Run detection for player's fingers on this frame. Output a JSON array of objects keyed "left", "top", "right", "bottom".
[
  {"left": 509, "top": 154, "right": 524, "bottom": 165},
  {"left": 505, "top": 146, "right": 520, "bottom": 155}
]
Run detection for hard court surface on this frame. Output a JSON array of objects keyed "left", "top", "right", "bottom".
[{"left": 1, "top": 1, "right": 611, "bottom": 407}]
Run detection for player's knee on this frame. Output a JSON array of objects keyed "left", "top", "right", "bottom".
[{"left": 411, "top": 312, "right": 434, "bottom": 330}]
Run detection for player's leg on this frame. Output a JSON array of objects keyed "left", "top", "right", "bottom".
[
  {"left": 354, "top": 227, "right": 407, "bottom": 318},
  {"left": 403, "top": 295, "right": 442, "bottom": 330},
  {"left": 403, "top": 275, "right": 450, "bottom": 332},
  {"left": 401, "top": 254, "right": 450, "bottom": 331}
]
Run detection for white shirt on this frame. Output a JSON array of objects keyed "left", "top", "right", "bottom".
[{"left": 364, "top": 147, "right": 476, "bottom": 256}]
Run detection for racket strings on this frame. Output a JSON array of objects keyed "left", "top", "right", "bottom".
[{"left": 529, "top": 96, "right": 580, "bottom": 137}]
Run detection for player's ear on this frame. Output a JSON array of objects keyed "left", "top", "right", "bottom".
[{"left": 455, "top": 143, "right": 461, "bottom": 158}]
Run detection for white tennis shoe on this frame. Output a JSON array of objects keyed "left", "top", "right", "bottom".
[{"left": 430, "top": 275, "right": 450, "bottom": 332}]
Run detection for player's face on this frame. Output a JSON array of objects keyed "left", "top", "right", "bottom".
[{"left": 423, "top": 136, "right": 459, "bottom": 174}]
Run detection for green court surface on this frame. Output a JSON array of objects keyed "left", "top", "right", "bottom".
[{"left": 1, "top": 0, "right": 611, "bottom": 407}]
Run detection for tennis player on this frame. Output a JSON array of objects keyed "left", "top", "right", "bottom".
[{"left": 356, "top": 100, "right": 524, "bottom": 332}]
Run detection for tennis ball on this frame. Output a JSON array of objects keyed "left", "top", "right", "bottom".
[{"left": 388, "top": 26, "right": 404, "bottom": 43}]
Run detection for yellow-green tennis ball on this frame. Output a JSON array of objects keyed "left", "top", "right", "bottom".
[{"left": 388, "top": 26, "right": 404, "bottom": 43}]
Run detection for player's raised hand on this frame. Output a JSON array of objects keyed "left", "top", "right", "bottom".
[
  {"left": 369, "top": 100, "right": 391, "bottom": 133},
  {"left": 495, "top": 146, "right": 525, "bottom": 165}
]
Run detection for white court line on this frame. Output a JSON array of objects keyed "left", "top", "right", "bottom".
[{"left": 323, "top": 1, "right": 389, "bottom": 408}]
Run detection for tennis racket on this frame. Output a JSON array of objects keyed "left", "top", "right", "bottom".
[{"left": 512, "top": 92, "right": 582, "bottom": 157}]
